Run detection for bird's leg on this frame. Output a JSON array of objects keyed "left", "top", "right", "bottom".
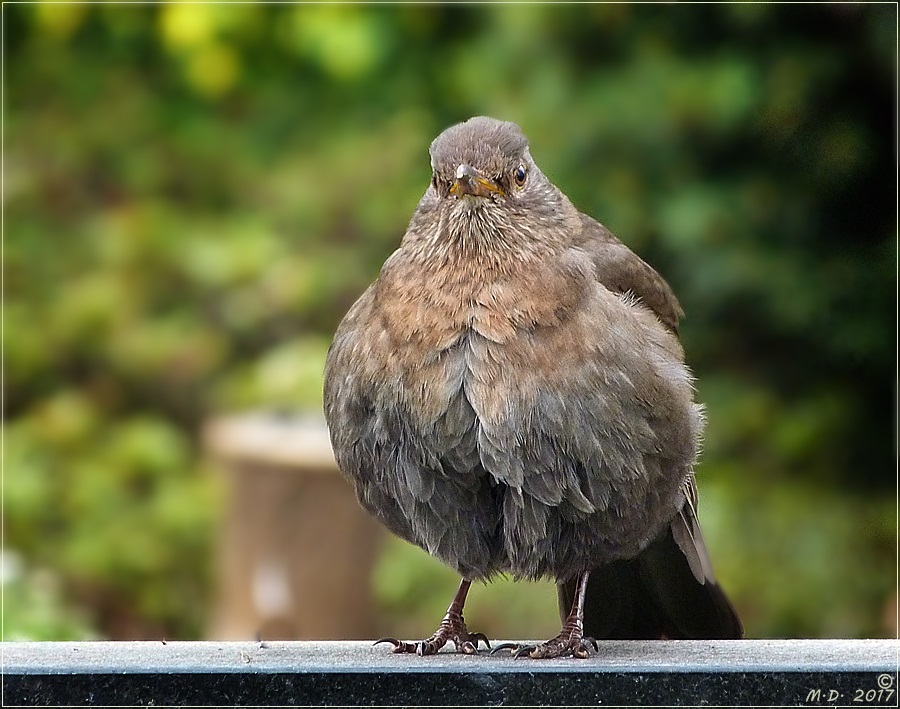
[
  {"left": 375, "top": 578, "right": 490, "bottom": 656},
  {"left": 492, "top": 571, "right": 598, "bottom": 659}
]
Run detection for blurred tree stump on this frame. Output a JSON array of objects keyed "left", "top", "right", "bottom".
[{"left": 203, "top": 412, "right": 384, "bottom": 641}]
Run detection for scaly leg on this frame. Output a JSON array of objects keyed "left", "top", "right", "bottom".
[
  {"left": 375, "top": 578, "right": 490, "bottom": 656},
  {"left": 492, "top": 571, "right": 598, "bottom": 659}
]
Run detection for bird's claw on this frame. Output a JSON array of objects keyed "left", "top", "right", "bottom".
[
  {"left": 489, "top": 642, "right": 538, "bottom": 658},
  {"left": 457, "top": 640, "right": 478, "bottom": 655},
  {"left": 489, "top": 642, "right": 521, "bottom": 656},
  {"left": 374, "top": 620, "right": 490, "bottom": 656},
  {"left": 467, "top": 632, "right": 491, "bottom": 650},
  {"left": 374, "top": 637, "right": 418, "bottom": 654},
  {"left": 489, "top": 636, "right": 598, "bottom": 659}
]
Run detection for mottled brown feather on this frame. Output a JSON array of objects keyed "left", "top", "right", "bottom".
[{"left": 323, "top": 116, "right": 741, "bottom": 637}]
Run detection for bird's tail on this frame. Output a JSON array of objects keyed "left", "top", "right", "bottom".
[{"left": 558, "top": 477, "right": 743, "bottom": 640}]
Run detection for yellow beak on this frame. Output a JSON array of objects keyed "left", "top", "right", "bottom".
[{"left": 449, "top": 164, "right": 505, "bottom": 198}]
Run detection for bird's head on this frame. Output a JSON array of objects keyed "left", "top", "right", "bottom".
[
  {"left": 427, "top": 116, "right": 545, "bottom": 212},
  {"left": 404, "top": 117, "right": 574, "bottom": 260}
]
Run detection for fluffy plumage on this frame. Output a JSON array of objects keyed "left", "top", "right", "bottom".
[{"left": 324, "top": 116, "right": 742, "bottom": 647}]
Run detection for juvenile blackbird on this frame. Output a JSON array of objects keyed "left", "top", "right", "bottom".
[{"left": 323, "top": 116, "right": 742, "bottom": 659}]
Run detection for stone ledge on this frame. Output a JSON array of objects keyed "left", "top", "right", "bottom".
[{"left": 3, "top": 639, "right": 897, "bottom": 706}]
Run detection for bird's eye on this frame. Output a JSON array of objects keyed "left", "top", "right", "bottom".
[{"left": 514, "top": 164, "right": 527, "bottom": 186}]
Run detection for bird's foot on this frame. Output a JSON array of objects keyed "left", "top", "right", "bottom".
[
  {"left": 375, "top": 610, "right": 490, "bottom": 656},
  {"left": 491, "top": 626, "right": 598, "bottom": 659}
]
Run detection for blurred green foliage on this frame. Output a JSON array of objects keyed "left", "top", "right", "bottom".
[
  {"left": 4, "top": 4, "right": 894, "bottom": 640},
  {"left": 2, "top": 550, "right": 97, "bottom": 641}
]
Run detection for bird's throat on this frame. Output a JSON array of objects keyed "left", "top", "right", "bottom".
[{"left": 434, "top": 201, "right": 539, "bottom": 272}]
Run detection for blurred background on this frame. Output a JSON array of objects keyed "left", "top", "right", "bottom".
[{"left": 4, "top": 4, "right": 895, "bottom": 642}]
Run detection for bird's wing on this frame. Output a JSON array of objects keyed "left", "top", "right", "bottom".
[
  {"left": 669, "top": 473, "right": 716, "bottom": 584},
  {"left": 575, "top": 214, "right": 684, "bottom": 332},
  {"left": 547, "top": 233, "right": 742, "bottom": 638}
]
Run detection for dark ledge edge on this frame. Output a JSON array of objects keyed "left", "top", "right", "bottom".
[{"left": 3, "top": 640, "right": 898, "bottom": 707}]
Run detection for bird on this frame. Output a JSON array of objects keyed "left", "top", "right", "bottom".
[{"left": 323, "top": 116, "right": 743, "bottom": 659}]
